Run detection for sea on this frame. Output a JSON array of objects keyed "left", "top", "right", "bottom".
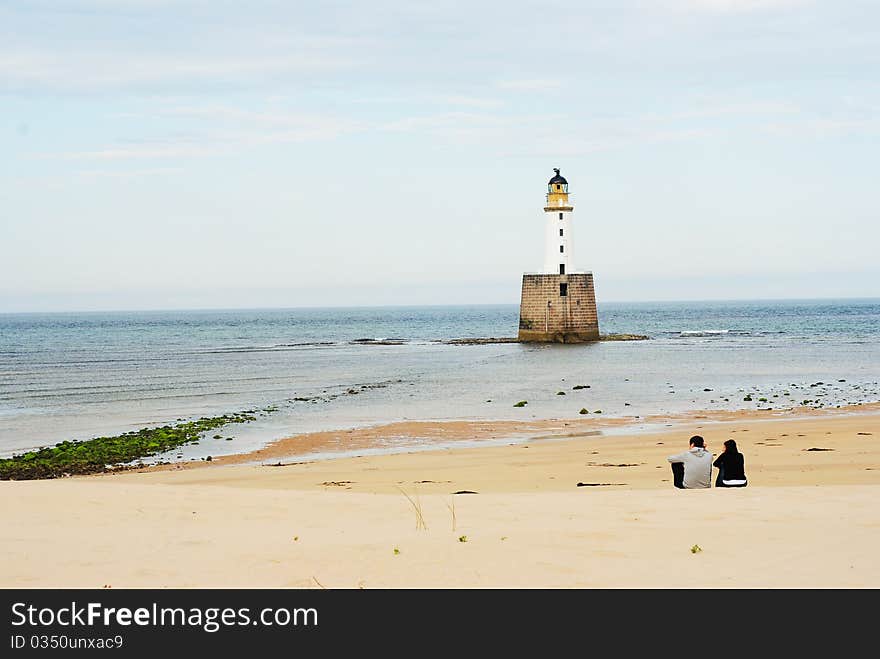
[{"left": 1, "top": 299, "right": 878, "bottom": 462}]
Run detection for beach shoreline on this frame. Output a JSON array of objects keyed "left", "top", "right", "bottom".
[
  {"left": 137, "top": 400, "right": 880, "bottom": 473},
  {"left": 2, "top": 407, "right": 878, "bottom": 587}
]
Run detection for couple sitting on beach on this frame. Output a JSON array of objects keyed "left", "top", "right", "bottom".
[{"left": 667, "top": 435, "right": 748, "bottom": 489}]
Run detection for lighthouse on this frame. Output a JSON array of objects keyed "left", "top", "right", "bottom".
[
  {"left": 544, "top": 168, "right": 573, "bottom": 275},
  {"left": 517, "top": 168, "right": 600, "bottom": 342}
]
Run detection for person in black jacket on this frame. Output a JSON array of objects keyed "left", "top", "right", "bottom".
[{"left": 713, "top": 439, "right": 748, "bottom": 487}]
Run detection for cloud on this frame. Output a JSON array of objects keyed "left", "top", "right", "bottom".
[
  {"left": 76, "top": 167, "right": 184, "bottom": 178},
  {"left": 662, "top": 0, "right": 811, "bottom": 12},
  {"left": 435, "top": 95, "right": 504, "bottom": 109},
  {"left": 382, "top": 111, "right": 502, "bottom": 133},
  {"left": 761, "top": 117, "right": 880, "bottom": 138},
  {"left": 496, "top": 79, "right": 563, "bottom": 91},
  {"left": 40, "top": 109, "right": 364, "bottom": 161},
  {"left": 0, "top": 49, "right": 354, "bottom": 90}
]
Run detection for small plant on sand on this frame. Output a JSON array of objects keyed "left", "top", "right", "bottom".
[
  {"left": 396, "top": 485, "right": 428, "bottom": 530},
  {"left": 459, "top": 535, "right": 468, "bottom": 543},
  {"left": 513, "top": 400, "right": 528, "bottom": 407},
  {"left": 690, "top": 544, "right": 702, "bottom": 554},
  {"left": 444, "top": 496, "right": 457, "bottom": 532}
]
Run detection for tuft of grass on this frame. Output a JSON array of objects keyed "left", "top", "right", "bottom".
[
  {"left": 444, "top": 496, "right": 457, "bottom": 532},
  {"left": 690, "top": 544, "right": 702, "bottom": 554},
  {"left": 396, "top": 485, "right": 428, "bottom": 530}
]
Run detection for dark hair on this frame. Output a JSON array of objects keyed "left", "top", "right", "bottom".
[
  {"left": 689, "top": 435, "right": 704, "bottom": 448},
  {"left": 723, "top": 439, "right": 738, "bottom": 453}
]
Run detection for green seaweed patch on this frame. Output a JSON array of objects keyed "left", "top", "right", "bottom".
[{"left": 0, "top": 411, "right": 259, "bottom": 481}]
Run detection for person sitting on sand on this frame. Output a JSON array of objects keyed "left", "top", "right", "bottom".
[
  {"left": 713, "top": 439, "right": 748, "bottom": 488},
  {"left": 667, "top": 435, "right": 712, "bottom": 489}
]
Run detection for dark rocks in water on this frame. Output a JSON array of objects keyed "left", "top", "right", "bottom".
[
  {"left": 439, "top": 335, "right": 648, "bottom": 345},
  {"left": 206, "top": 456, "right": 212, "bottom": 462},
  {"left": 703, "top": 388, "right": 713, "bottom": 392},
  {"left": 572, "top": 385, "right": 590, "bottom": 390},
  {"left": 599, "top": 334, "right": 650, "bottom": 341},
  {"left": 593, "top": 410, "right": 602, "bottom": 414},
  {"left": 441, "top": 337, "right": 520, "bottom": 345},
  {"left": 212, "top": 434, "right": 222, "bottom": 439},
  {"left": 556, "top": 391, "right": 566, "bottom": 395},
  {"left": 513, "top": 401, "right": 528, "bottom": 407},
  {"left": 351, "top": 338, "right": 406, "bottom": 345},
  {"left": 579, "top": 408, "right": 589, "bottom": 415}
]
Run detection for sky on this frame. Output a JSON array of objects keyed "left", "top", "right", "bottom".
[{"left": 1, "top": 0, "right": 878, "bottom": 312}]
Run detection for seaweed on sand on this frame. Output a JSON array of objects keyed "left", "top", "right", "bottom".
[{"left": 0, "top": 411, "right": 258, "bottom": 481}]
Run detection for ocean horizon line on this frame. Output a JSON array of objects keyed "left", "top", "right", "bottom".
[{"left": 2, "top": 295, "right": 879, "bottom": 316}]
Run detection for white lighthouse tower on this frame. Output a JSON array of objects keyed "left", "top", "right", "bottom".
[
  {"left": 517, "top": 168, "right": 599, "bottom": 342},
  {"left": 543, "top": 168, "right": 574, "bottom": 275}
]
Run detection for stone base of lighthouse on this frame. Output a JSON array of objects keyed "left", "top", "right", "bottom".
[{"left": 517, "top": 273, "right": 599, "bottom": 343}]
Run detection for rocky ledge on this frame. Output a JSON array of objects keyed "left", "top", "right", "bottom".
[{"left": 438, "top": 334, "right": 649, "bottom": 345}]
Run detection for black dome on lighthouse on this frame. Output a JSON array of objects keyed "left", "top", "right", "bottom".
[{"left": 548, "top": 168, "right": 567, "bottom": 185}]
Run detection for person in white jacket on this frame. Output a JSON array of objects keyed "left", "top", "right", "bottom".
[{"left": 667, "top": 436, "right": 712, "bottom": 489}]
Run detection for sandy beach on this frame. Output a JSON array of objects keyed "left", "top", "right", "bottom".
[{"left": 2, "top": 406, "right": 878, "bottom": 588}]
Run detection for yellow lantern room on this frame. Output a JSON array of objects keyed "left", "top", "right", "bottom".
[{"left": 546, "top": 168, "right": 570, "bottom": 207}]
